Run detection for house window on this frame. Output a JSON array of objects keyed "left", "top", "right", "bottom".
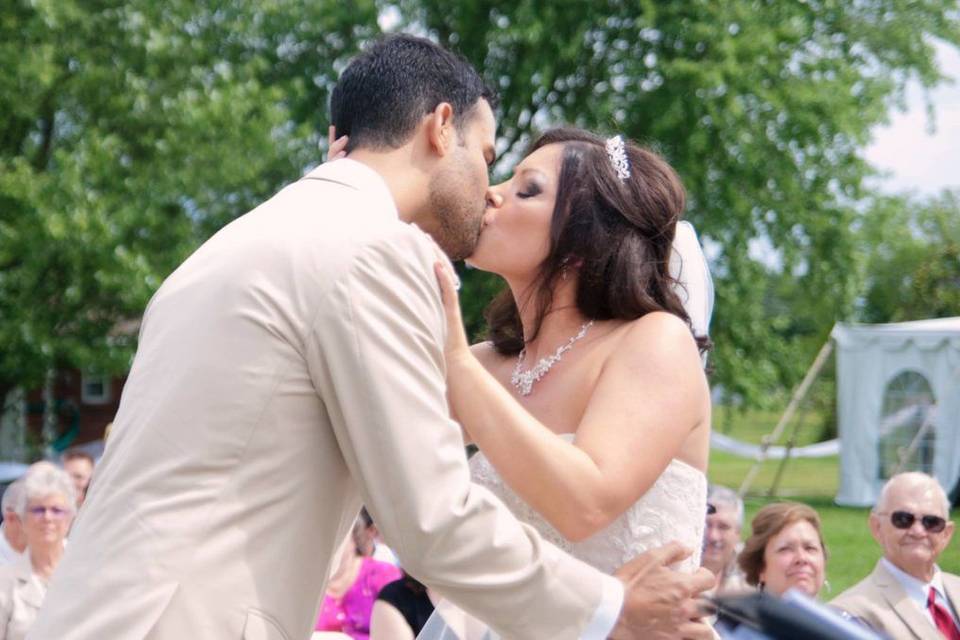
[
  {"left": 878, "top": 370, "right": 936, "bottom": 480},
  {"left": 81, "top": 374, "right": 111, "bottom": 405}
]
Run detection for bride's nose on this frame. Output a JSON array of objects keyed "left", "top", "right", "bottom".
[{"left": 485, "top": 188, "right": 504, "bottom": 209}]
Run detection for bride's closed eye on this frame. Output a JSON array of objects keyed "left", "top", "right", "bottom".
[{"left": 517, "top": 183, "right": 542, "bottom": 198}]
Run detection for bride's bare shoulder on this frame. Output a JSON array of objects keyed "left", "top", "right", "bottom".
[
  {"left": 470, "top": 341, "right": 511, "bottom": 369},
  {"left": 616, "top": 311, "right": 701, "bottom": 363}
]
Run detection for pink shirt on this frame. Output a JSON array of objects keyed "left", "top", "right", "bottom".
[{"left": 315, "top": 557, "right": 402, "bottom": 639}]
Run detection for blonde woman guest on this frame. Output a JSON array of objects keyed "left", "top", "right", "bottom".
[
  {"left": 737, "top": 502, "right": 828, "bottom": 598},
  {"left": 0, "top": 466, "right": 76, "bottom": 639}
]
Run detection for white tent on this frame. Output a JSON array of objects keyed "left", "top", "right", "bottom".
[{"left": 833, "top": 318, "right": 960, "bottom": 506}]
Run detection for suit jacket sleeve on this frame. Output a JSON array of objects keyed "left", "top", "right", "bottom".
[{"left": 306, "top": 225, "right": 610, "bottom": 639}]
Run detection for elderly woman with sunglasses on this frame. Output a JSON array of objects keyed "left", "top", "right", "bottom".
[
  {"left": 0, "top": 465, "right": 76, "bottom": 640},
  {"left": 831, "top": 472, "right": 959, "bottom": 639}
]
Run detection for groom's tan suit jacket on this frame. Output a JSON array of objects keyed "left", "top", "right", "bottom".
[
  {"left": 830, "top": 559, "right": 960, "bottom": 640},
  {"left": 29, "top": 160, "right": 612, "bottom": 640}
]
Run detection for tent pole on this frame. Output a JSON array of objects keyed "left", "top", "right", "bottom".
[
  {"left": 738, "top": 339, "right": 834, "bottom": 498},
  {"left": 767, "top": 401, "right": 812, "bottom": 497},
  {"left": 892, "top": 410, "right": 936, "bottom": 476}
]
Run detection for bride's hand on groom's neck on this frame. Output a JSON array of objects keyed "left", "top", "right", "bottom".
[{"left": 610, "top": 541, "right": 716, "bottom": 640}]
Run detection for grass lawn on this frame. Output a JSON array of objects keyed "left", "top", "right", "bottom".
[{"left": 708, "top": 407, "right": 960, "bottom": 596}]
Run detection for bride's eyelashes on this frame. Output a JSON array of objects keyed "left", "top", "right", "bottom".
[{"left": 517, "top": 183, "right": 542, "bottom": 199}]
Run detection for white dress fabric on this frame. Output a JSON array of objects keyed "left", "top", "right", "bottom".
[
  {"left": 418, "top": 435, "right": 708, "bottom": 639},
  {"left": 418, "top": 221, "right": 714, "bottom": 639},
  {"left": 471, "top": 435, "right": 706, "bottom": 575}
]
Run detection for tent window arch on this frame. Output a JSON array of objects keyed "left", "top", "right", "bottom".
[{"left": 878, "top": 369, "right": 936, "bottom": 480}]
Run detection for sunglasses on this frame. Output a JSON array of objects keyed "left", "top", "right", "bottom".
[{"left": 887, "top": 510, "right": 947, "bottom": 533}]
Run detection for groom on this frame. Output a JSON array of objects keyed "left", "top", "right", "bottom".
[{"left": 31, "top": 34, "right": 713, "bottom": 639}]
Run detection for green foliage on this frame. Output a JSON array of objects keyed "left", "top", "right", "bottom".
[
  {"left": 858, "top": 190, "right": 960, "bottom": 323},
  {"left": 395, "top": 1, "right": 960, "bottom": 406},
  {"left": 0, "top": 0, "right": 377, "bottom": 393},
  {"left": 1, "top": 0, "right": 959, "bottom": 414}
]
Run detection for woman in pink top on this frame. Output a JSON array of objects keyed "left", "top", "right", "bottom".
[{"left": 315, "top": 516, "right": 401, "bottom": 640}]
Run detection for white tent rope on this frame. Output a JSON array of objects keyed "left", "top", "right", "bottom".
[{"left": 711, "top": 432, "right": 840, "bottom": 460}]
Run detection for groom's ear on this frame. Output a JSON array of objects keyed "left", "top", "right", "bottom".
[{"left": 425, "top": 102, "right": 456, "bottom": 157}]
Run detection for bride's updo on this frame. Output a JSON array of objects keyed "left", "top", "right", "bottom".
[{"left": 485, "top": 127, "right": 710, "bottom": 356}]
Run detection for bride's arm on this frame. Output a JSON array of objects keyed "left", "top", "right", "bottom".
[{"left": 434, "top": 263, "right": 709, "bottom": 542}]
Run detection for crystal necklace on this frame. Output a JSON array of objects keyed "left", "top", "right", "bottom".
[{"left": 511, "top": 320, "right": 594, "bottom": 396}]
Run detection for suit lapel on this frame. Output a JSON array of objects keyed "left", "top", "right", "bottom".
[
  {"left": 873, "top": 561, "right": 940, "bottom": 640},
  {"left": 942, "top": 572, "right": 960, "bottom": 625}
]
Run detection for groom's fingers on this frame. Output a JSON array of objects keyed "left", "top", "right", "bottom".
[
  {"left": 328, "top": 125, "right": 336, "bottom": 148},
  {"left": 628, "top": 542, "right": 693, "bottom": 566},
  {"left": 614, "top": 542, "right": 693, "bottom": 600},
  {"left": 675, "top": 620, "right": 715, "bottom": 640},
  {"left": 689, "top": 566, "right": 716, "bottom": 594}
]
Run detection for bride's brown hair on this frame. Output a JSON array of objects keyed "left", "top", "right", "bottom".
[{"left": 485, "top": 127, "right": 711, "bottom": 356}]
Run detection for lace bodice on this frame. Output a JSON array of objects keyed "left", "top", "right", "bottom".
[{"left": 469, "top": 433, "right": 707, "bottom": 575}]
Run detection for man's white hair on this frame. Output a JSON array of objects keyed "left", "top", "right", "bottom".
[
  {"left": 707, "top": 483, "right": 744, "bottom": 528},
  {"left": 1, "top": 479, "right": 24, "bottom": 515},
  {"left": 873, "top": 472, "right": 950, "bottom": 516},
  {"left": 14, "top": 465, "right": 77, "bottom": 519}
]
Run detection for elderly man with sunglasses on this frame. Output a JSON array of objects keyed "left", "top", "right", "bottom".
[{"left": 832, "top": 472, "right": 959, "bottom": 640}]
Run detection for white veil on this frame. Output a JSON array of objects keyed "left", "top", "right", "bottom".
[{"left": 669, "top": 220, "right": 714, "bottom": 342}]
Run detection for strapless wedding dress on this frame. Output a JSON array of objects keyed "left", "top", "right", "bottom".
[{"left": 417, "top": 433, "right": 708, "bottom": 639}]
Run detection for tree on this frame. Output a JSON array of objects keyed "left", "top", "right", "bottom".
[
  {"left": 859, "top": 190, "right": 960, "bottom": 323},
  {"left": 0, "top": 0, "right": 377, "bottom": 408},
  {"left": 3, "top": 0, "right": 960, "bottom": 421},
  {"left": 393, "top": 0, "right": 960, "bottom": 407}
]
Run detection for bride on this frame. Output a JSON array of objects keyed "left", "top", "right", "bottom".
[
  {"left": 327, "top": 124, "right": 714, "bottom": 638},
  {"left": 422, "top": 127, "right": 713, "bottom": 639}
]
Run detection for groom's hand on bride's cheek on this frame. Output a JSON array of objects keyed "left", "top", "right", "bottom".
[{"left": 609, "top": 542, "right": 716, "bottom": 640}]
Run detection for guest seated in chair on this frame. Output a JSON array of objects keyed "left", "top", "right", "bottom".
[
  {"left": 831, "top": 472, "right": 959, "bottom": 640},
  {"left": 0, "top": 466, "right": 76, "bottom": 640},
  {"left": 0, "top": 482, "right": 26, "bottom": 567},
  {"left": 703, "top": 484, "right": 750, "bottom": 596},
  {"left": 738, "top": 501, "right": 828, "bottom": 598},
  {"left": 315, "top": 514, "right": 401, "bottom": 640},
  {"left": 369, "top": 570, "right": 435, "bottom": 640}
]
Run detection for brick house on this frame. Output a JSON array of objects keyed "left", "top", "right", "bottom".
[{"left": 22, "top": 369, "right": 123, "bottom": 451}]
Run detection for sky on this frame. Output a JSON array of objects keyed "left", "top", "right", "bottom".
[{"left": 864, "top": 40, "right": 960, "bottom": 196}]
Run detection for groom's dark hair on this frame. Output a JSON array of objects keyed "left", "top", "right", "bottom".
[{"left": 330, "top": 33, "right": 498, "bottom": 152}]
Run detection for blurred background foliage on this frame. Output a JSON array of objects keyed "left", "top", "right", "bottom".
[{"left": 2, "top": 0, "right": 959, "bottom": 417}]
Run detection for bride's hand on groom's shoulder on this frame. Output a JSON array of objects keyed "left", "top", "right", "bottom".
[
  {"left": 432, "top": 257, "right": 472, "bottom": 368},
  {"left": 610, "top": 541, "right": 716, "bottom": 640}
]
